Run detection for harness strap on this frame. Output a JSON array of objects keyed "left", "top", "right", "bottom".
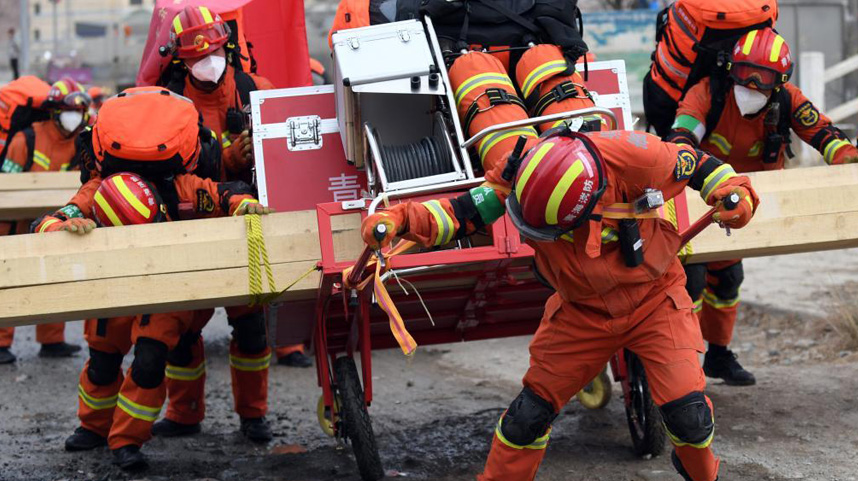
[
  {"left": 529, "top": 80, "right": 592, "bottom": 117},
  {"left": 463, "top": 87, "right": 527, "bottom": 135}
]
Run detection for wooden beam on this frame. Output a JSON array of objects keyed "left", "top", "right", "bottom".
[
  {"left": 2, "top": 165, "right": 858, "bottom": 327},
  {"left": 0, "top": 172, "right": 81, "bottom": 191}
]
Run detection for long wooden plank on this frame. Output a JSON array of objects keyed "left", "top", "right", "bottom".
[
  {"left": 0, "top": 190, "right": 80, "bottom": 220},
  {"left": 0, "top": 172, "right": 81, "bottom": 191},
  {"left": 2, "top": 165, "right": 858, "bottom": 327}
]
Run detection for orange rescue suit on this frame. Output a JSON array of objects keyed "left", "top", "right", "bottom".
[{"left": 373, "top": 131, "right": 757, "bottom": 481}]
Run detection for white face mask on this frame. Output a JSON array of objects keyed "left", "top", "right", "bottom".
[
  {"left": 190, "top": 54, "right": 227, "bottom": 83},
  {"left": 733, "top": 84, "right": 769, "bottom": 117},
  {"left": 58, "top": 111, "right": 84, "bottom": 134}
]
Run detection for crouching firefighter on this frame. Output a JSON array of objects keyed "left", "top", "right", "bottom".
[
  {"left": 31, "top": 87, "right": 270, "bottom": 470},
  {"left": 668, "top": 28, "right": 858, "bottom": 386},
  {"left": 361, "top": 127, "right": 760, "bottom": 481}
]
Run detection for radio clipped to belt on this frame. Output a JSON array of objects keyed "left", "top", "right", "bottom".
[{"left": 613, "top": 189, "right": 664, "bottom": 268}]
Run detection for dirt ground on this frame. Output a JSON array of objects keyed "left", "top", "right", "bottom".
[{"left": 2, "top": 250, "right": 858, "bottom": 481}]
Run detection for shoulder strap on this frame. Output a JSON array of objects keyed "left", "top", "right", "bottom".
[
  {"left": 233, "top": 70, "right": 258, "bottom": 107},
  {"left": 777, "top": 87, "right": 791, "bottom": 135},
  {"left": 703, "top": 76, "right": 730, "bottom": 141},
  {"left": 23, "top": 126, "right": 36, "bottom": 172}
]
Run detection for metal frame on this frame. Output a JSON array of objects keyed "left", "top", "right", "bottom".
[{"left": 574, "top": 60, "right": 635, "bottom": 130}]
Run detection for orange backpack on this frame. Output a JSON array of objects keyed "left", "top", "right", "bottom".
[
  {"left": 0, "top": 76, "right": 52, "bottom": 148},
  {"left": 91, "top": 87, "right": 203, "bottom": 178},
  {"left": 650, "top": 0, "right": 778, "bottom": 103}
]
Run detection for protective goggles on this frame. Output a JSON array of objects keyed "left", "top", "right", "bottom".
[
  {"left": 172, "top": 21, "right": 230, "bottom": 58},
  {"left": 729, "top": 62, "right": 791, "bottom": 91},
  {"left": 56, "top": 91, "right": 92, "bottom": 110}
]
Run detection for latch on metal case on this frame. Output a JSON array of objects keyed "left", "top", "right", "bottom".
[{"left": 287, "top": 115, "right": 323, "bottom": 151}]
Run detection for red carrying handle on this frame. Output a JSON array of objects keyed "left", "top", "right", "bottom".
[{"left": 678, "top": 192, "right": 740, "bottom": 247}]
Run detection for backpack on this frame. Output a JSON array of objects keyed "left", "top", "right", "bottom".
[
  {"left": 652, "top": 0, "right": 777, "bottom": 101},
  {"left": 0, "top": 76, "right": 52, "bottom": 165},
  {"left": 417, "top": 0, "right": 587, "bottom": 64},
  {"left": 705, "top": 74, "right": 793, "bottom": 165}
]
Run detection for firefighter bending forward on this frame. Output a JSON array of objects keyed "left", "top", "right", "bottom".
[
  {"left": 668, "top": 28, "right": 858, "bottom": 386},
  {"left": 361, "top": 127, "right": 759, "bottom": 481}
]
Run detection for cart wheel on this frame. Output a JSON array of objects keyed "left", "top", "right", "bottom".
[
  {"left": 577, "top": 367, "right": 612, "bottom": 410},
  {"left": 317, "top": 394, "right": 340, "bottom": 438},
  {"left": 334, "top": 356, "right": 385, "bottom": 481},
  {"left": 624, "top": 351, "right": 666, "bottom": 458}
]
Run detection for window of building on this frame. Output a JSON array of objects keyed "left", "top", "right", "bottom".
[
  {"left": 34, "top": 29, "right": 40, "bottom": 41},
  {"left": 129, "top": 0, "right": 142, "bottom": 5},
  {"left": 34, "top": 3, "right": 41, "bottom": 15}
]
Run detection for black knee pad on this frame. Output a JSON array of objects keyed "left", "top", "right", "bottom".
[
  {"left": 499, "top": 387, "right": 557, "bottom": 447},
  {"left": 660, "top": 391, "right": 714, "bottom": 447},
  {"left": 683, "top": 263, "right": 707, "bottom": 301},
  {"left": 131, "top": 337, "right": 168, "bottom": 389},
  {"left": 166, "top": 331, "right": 201, "bottom": 367},
  {"left": 230, "top": 312, "right": 268, "bottom": 354},
  {"left": 87, "top": 348, "right": 124, "bottom": 386},
  {"left": 708, "top": 262, "right": 744, "bottom": 300}
]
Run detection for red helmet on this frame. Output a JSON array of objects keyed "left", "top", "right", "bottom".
[
  {"left": 169, "top": 5, "right": 231, "bottom": 59},
  {"left": 729, "top": 28, "right": 793, "bottom": 90},
  {"left": 507, "top": 130, "right": 606, "bottom": 242},
  {"left": 47, "top": 77, "right": 91, "bottom": 111},
  {"left": 92, "top": 173, "right": 167, "bottom": 226}
]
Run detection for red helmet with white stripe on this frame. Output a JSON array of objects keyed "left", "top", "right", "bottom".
[
  {"left": 506, "top": 130, "right": 606, "bottom": 242},
  {"left": 729, "top": 28, "right": 793, "bottom": 90},
  {"left": 92, "top": 173, "right": 167, "bottom": 226}
]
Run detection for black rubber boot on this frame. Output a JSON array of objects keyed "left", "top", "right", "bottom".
[
  {"left": 111, "top": 445, "right": 147, "bottom": 471},
  {"left": 672, "top": 449, "right": 718, "bottom": 481},
  {"left": 277, "top": 351, "right": 313, "bottom": 368},
  {"left": 703, "top": 344, "right": 756, "bottom": 386},
  {"left": 151, "top": 418, "right": 201, "bottom": 437},
  {"left": 64, "top": 426, "right": 107, "bottom": 451},
  {"left": 38, "top": 342, "right": 82, "bottom": 358},
  {"left": 240, "top": 417, "right": 273, "bottom": 443},
  {"left": 0, "top": 347, "right": 16, "bottom": 364}
]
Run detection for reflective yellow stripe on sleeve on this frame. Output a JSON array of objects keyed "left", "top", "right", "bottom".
[
  {"left": 700, "top": 164, "right": 737, "bottom": 202},
  {"left": 232, "top": 198, "right": 257, "bottom": 216},
  {"left": 32, "top": 150, "right": 50, "bottom": 170},
  {"left": 38, "top": 218, "right": 60, "bottom": 233},
  {"left": 823, "top": 139, "right": 852, "bottom": 165},
  {"left": 422, "top": 199, "right": 455, "bottom": 246}
]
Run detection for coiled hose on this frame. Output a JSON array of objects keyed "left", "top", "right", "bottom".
[{"left": 380, "top": 136, "right": 454, "bottom": 183}]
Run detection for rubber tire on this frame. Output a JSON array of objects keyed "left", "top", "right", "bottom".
[
  {"left": 334, "top": 356, "right": 385, "bottom": 481},
  {"left": 577, "top": 368, "right": 612, "bottom": 410},
  {"left": 624, "top": 351, "right": 666, "bottom": 458}
]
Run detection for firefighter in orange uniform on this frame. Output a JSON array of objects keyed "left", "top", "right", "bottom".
[
  {"left": 361, "top": 124, "right": 759, "bottom": 480},
  {"left": 148, "top": 5, "right": 289, "bottom": 440},
  {"left": 668, "top": 28, "right": 858, "bottom": 386},
  {"left": 52, "top": 170, "right": 268, "bottom": 469},
  {"left": 0, "top": 77, "right": 91, "bottom": 364}
]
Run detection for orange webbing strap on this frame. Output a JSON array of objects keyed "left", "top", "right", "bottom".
[
  {"left": 341, "top": 240, "right": 419, "bottom": 356},
  {"left": 601, "top": 203, "right": 662, "bottom": 220}
]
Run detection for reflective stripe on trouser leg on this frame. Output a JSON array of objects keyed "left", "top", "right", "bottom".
[
  {"left": 108, "top": 368, "right": 165, "bottom": 449},
  {"left": 77, "top": 361, "right": 122, "bottom": 438},
  {"left": 672, "top": 396, "right": 720, "bottom": 481},
  {"left": 164, "top": 336, "right": 206, "bottom": 425},
  {"left": 229, "top": 342, "right": 270, "bottom": 418},
  {"left": 478, "top": 430, "right": 548, "bottom": 481},
  {"left": 700, "top": 288, "right": 739, "bottom": 346}
]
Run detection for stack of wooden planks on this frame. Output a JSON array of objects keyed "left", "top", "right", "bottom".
[
  {"left": 0, "top": 171, "right": 81, "bottom": 220},
  {"left": 1, "top": 164, "right": 857, "bottom": 327}
]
